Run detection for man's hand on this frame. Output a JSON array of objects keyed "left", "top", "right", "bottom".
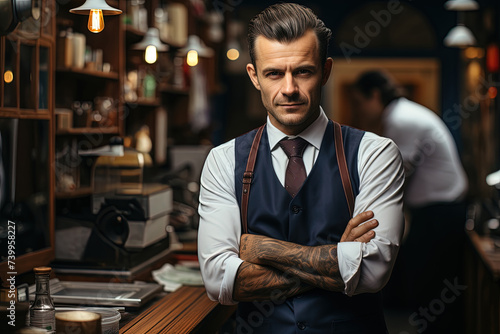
[
  {"left": 240, "top": 211, "right": 378, "bottom": 262},
  {"left": 340, "top": 211, "right": 378, "bottom": 243},
  {"left": 236, "top": 210, "right": 379, "bottom": 294}
]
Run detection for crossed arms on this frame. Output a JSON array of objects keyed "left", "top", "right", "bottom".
[
  {"left": 233, "top": 211, "right": 378, "bottom": 301},
  {"left": 197, "top": 134, "right": 404, "bottom": 305}
]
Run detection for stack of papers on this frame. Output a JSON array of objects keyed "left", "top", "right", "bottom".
[{"left": 152, "top": 263, "right": 204, "bottom": 292}]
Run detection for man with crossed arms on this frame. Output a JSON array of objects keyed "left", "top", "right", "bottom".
[{"left": 198, "top": 3, "right": 404, "bottom": 333}]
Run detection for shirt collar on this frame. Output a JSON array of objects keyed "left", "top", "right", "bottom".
[{"left": 267, "top": 107, "right": 329, "bottom": 151}]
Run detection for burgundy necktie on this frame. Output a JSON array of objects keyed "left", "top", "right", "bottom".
[{"left": 279, "top": 137, "right": 308, "bottom": 198}]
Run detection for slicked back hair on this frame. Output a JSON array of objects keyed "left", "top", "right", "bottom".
[{"left": 248, "top": 3, "right": 332, "bottom": 68}]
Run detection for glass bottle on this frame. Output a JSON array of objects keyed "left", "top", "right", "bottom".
[{"left": 29, "top": 267, "right": 55, "bottom": 333}]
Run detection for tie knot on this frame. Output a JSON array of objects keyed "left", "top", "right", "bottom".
[{"left": 279, "top": 137, "right": 308, "bottom": 158}]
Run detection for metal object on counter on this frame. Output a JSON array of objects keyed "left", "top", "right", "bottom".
[
  {"left": 30, "top": 267, "right": 56, "bottom": 333},
  {"left": 55, "top": 311, "right": 102, "bottom": 334},
  {"left": 29, "top": 279, "right": 161, "bottom": 308},
  {"left": 56, "top": 307, "right": 120, "bottom": 334}
]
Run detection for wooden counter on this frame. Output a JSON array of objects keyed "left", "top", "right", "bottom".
[
  {"left": 52, "top": 240, "right": 237, "bottom": 333},
  {"left": 120, "top": 286, "right": 237, "bottom": 334}
]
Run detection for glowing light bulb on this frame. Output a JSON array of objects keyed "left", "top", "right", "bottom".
[
  {"left": 145, "top": 45, "right": 158, "bottom": 64},
  {"left": 187, "top": 50, "right": 199, "bottom": 67},
  {"left": 227, "top": 48, "right": 240, "bottom": 61},
  {"left": 88, "top": 9, "right": 104, "bottom": 33},
  {"left": 4, "top": 70, "right": 13, "bottom": 83}
]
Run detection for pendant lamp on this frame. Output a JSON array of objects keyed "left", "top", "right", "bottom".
[
  {"left": 178, "top": 35, "right": 214, "bottom": 67},
  {"left": 132, "top": 28, "right": 169, "bottom": 64},
  {"left": 70, "top": 0, "right": 122, "bottom": 33}
]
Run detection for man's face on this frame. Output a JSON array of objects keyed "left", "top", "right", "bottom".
[{"left": 246, "top": 30, "right": 332, "bottom": 135}]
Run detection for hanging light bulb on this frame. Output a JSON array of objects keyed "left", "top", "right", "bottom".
[
  {"left": 145, "top": 45, "right": 158, "bottom": 64},
  {"left": 179, "top": 35, "right": 214, "bottom": 67},
  {"left": 88, "top": 9, "right": 104, "bottom": 33},
  {"left": 70, "top": 0, "right": 122, "bottom": 34},
  {"left": 227, "top": 48, "right": 239, "bottom": 61},
  {"left": 187, "top": 50, "right": 199, "bottom": 67},
  {"left": 4, "top": 70, "right": 13, "bottom": 83},
  {"left": 226, "top": 38, "right": 241, "bottom": 61},
  {"left": 131, "top": 28, "right": 168, "bottom": 64}
]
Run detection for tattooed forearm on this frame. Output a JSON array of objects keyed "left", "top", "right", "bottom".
[
  {"left": 240, "top": 234, "right": 345, "bottom": 292},
  {"left": 233, "top": 261, "right": 312, "bottom": 302}
]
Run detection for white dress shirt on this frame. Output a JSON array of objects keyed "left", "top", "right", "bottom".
[
  {"left": 383, "top": 98, "right": 468, "bottom": 207},
  {"left": 198, "top": 108, "right": 404, "bottom": 304}
]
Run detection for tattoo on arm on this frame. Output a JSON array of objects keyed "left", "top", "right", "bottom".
[
  {"left": 240, "top": 235, "right": 345, "bottom": 292},
  {"left": 233, "top": 261, "right": 312, "bottom": 302}
]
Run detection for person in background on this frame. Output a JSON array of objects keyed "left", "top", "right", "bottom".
[
  {"left": 351, "top": 70, "right": 468, "bottom": 334},
  {"left": 198, "top": 4, "right": 404, "bottom": 333}
]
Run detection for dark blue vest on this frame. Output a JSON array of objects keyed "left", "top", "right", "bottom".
[{"left": 234, "top": 121, "right": 387, "bottom": 334}]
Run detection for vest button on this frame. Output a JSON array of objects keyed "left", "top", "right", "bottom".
[
  {"left": 292, "top": 205, "right": 300, "bottom": 214},
  {"left": 297, "top": 322, "right": 306, "bottom": 330}
]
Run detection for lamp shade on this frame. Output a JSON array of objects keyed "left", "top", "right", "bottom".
[
  {"left": 131, "top": 28, "right": 168, "bottom": 52},
  {"left": 444, "top": 0, "right": 479, "bottom": 11},
  {"left": 444, "top": 24, "right": 476, "bottom": 48},
  {"left": 70, "top": 0, "right": 122, "bottom": 15},
  {"left": 178, "top": 35, "right": 214, "bottom": 57}
]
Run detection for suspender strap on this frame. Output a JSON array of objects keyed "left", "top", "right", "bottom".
[
  {"left": 241, "top": 125, "right": 265, "bottom": 234},
  {"left": 240, "top": 122, "right": 355, "bottom": 234},
  {"left": 333, "top": 121, "right": 355, "bottom": 218}
]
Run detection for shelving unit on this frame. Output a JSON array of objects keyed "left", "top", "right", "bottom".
[
  {"left": 126, "top": 99, "right": 161, "bottom": 107},
  {"left": 55, "top": 186, "right": 93, "bottom": 199},
  {"left": 49, "top": 0, "right": 221, "bottom": 217},
  {"left": 56, "top": 67, "right": 119, "bottom": 80},
  {"left": 124, "top": 25, "right": 146, "bottom": 38},
  {"left": 56, "top": 126, "right": 120, "bottom": 135},
  {"left": 160, "top": 85, "right": 190, "bottom": 95},
  {"left": 0, "top": 0, "right": 56, "bottom": 276}
]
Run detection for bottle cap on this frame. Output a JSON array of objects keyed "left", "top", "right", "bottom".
[{"left": 33, "top": 267, "right": 52, "bottom": 274}]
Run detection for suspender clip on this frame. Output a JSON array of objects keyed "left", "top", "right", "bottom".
[{"left": 243, "top": 171, "right": 253, "bottom": 184}]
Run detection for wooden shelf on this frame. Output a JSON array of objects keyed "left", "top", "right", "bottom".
[
  {"left": 56, "top": 126, "right": 119, "bottom": 135},
  {"left": 160, "top": 86, "right": 190, "bottom": 95},
  {"left": 56, "top": 67, "right": 119, "bottom": 80},
  {"left": 0, "top": 109, "right": 52, "bottom": 120},
  {"left": 126, "top": 98, "right": 161, "bottom": 107},
  {"left": 125, "top": 25, "right": 146, "bottom": 38},
  {"left": 55, "top": 186, "right": 93, "bottom": 199}
]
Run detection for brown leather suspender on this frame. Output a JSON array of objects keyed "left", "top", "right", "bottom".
[
  {"left": 333, "top": 121, "right": 355, "bottom": 218},
  {"left": 240, "top": 121, "right": 354, "bottom": 234},
  {"left": 241, "top": 125, "right": 265, "bottom": 235}
]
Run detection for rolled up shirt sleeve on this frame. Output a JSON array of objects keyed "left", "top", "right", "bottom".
[
  {"left": 197, "top": 140, "right": 243, "bottom": 305},
  {"left": 338, "top": 133, "right": 405, "bottom": 296}
]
